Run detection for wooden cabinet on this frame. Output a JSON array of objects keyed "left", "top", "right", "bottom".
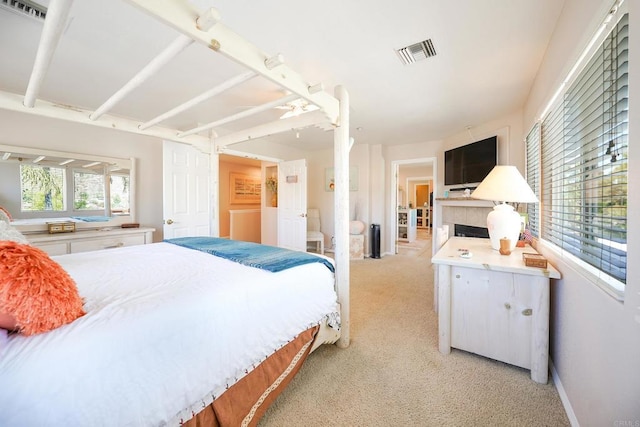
[
  {"left": 432, "top": 237, "right": 561, "bottom": 383},
  {"left": 28, "top": 227, "right": 155, "bottom": 256},
  {"left": 397, "top": 209, "right": 417, "bottom": 242}
]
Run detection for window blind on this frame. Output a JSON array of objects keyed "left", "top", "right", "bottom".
[
  {"left": 539, "top": 13, "right": 628, "bottom": 285},
  {"left": 525, "top": 124, "right": 540, "bottom": 237}
]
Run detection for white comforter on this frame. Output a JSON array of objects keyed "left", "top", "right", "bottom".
[{"left": 0, "top": 242, "right": 338, "bottom": 426}]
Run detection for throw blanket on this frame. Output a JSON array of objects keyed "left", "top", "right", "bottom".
[
  {"left": 164, "top": 237, "right": 335, "bottom": 273},
  {"left": 71, "top": 216, "right": 112, "bottom": 222}
]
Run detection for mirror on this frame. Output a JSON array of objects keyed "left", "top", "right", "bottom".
[{"left": 0, "top": 144, "right": 135, "bottom": 233}]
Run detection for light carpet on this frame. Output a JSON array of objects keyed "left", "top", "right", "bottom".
[{"left": 259, "top": 250, "right": 570, "bottom": 426}]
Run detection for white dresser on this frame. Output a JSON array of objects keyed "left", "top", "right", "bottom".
[
  {"left": 27, "top": 227, "right": 155, "bottom": 256},
  {"left": 432, "top": 236, "right": 561, "bottom": 383}
]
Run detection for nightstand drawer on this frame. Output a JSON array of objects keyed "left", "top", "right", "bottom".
[{"left": 70, "top": 234, "right": 145, "bottom": 253}]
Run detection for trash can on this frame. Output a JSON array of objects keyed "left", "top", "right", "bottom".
[{"left": 370, "top": 224, "right": 380, "bottom": 259}]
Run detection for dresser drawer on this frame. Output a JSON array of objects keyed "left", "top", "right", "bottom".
[
  {"left": 33, "top": 241, "right": 69, "bottom": 256},
  {"left": 70, "top": 234, "right": 146, "bottom": 253}
]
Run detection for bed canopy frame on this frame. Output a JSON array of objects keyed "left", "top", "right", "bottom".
[{"left": 0, "top": 0, "right": 351, "bottom": 347}]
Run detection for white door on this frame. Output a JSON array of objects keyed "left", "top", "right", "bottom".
[
  {"left": 163, "top": 140, "right": 210, "bottom": 238},
  {"left": 277, "top": 159, "right": 307, "bottom": 251}
]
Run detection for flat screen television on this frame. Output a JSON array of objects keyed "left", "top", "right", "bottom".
[{"left": 444, "top": 136, "right": 498, "bottom": 186}]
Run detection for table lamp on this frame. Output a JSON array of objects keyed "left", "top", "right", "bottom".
[{"left": 471, "top": 165, "right": 538, "bottom": 251}]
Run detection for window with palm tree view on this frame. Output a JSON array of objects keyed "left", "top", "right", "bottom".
[{"left": 20, "top": 164, "right": 129, "bottom": 215}]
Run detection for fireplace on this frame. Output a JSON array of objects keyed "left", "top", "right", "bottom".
[
  {"left": 438, "top": 199, "right": 493, "bottom": 239},
  {"left": 454, "top": 224, "right": 489, "bottom": 239}
]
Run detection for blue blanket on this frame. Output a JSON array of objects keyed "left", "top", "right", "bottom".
[
  {"left": 164, "top": 237, "right": 335, "bottom": 273},
  {"left": 71, "top": 216, "right": 112, "bottom": 222}
]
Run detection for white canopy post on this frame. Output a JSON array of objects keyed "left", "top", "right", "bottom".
[{"left": 334, "top": 85, "right": 350, "bottom": 348}]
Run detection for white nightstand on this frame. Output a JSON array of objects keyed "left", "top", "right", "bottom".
[{"left": 432, "top": 237, "right": 561, "bottom": 383}]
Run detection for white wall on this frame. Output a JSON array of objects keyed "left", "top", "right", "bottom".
[
  {"left": 523, "top": 0, "right": 640, "bottom": 424},
  {"left": 0, "top": 109, "right": 164, "bottom": 241},
  {"left": 306, "top": 143, "right": 371, "bottom": 253}
]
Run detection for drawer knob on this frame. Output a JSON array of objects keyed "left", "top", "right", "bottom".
[
  {"left": 522, "top": 308, "right": 533, "bottom": 316},
  {"left": 504, "top": 303, "right": 511, "bottom": 310},
  {"left": 104, "top": 242, "right": 124, "bottom": 249}
]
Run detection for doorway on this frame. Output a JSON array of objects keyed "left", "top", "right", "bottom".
[{"left": 390, "top": 158, "right": 437, "bottom": 255}]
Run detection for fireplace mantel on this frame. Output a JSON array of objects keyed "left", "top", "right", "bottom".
[{"left": 436, "top": 198, "right": 495, "bottom": 208}]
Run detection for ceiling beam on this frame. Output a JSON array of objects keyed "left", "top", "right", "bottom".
[
  {"left": 123, "top": 0, "right": 339, "bottom": 126},
  {"left": 177, "top": 93, "right": 299, "bottom": 138},
  {"left": 213, "top": 110, "right": 332, "bottom": 148},
  {"left": 90, "top": 35, "right": 194, "bottom": 120},
  {"left": 0, "top": 90, "right": 211, "bottom": 152},
  {"left": 139, "top": 70, "right": 257, "bottom": 130},
  {"left": 23, "top": 0, "right": 74, "bottom": 108}
]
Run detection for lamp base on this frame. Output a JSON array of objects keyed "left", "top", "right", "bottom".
[{"left": 486, "top": 203, "right": 521, "bottom": 251}]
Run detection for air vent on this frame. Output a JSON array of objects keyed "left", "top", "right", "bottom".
[
  {"left": 0, "top": 0, "right": 47, "bottom": 21},
  {"left": 396, "top": 39, "right": 437, "bottom": 65}
]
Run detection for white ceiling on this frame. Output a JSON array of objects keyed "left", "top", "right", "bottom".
[{"left": 0, "top": 0, "right": 565, "bottom": 152}]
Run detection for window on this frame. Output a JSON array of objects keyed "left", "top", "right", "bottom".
[
  {"left": 73, "top": 170, "right": 105, "bottom": 210},
  {"left": 110, "top": 173, "right": 130, "bottom": 214},
  {"left": 16, "top": 160, "right": 130, "bottom": 216},
  {"left": 20, "top": 164, "right": 66, "bottom": 212},
  {"left": 2, "top": 145, "right": 133, "bottom": 220},
  {"left": 527, "top": 13, "right": 628, "bottom": 292}
]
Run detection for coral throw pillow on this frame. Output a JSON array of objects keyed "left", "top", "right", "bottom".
[{"left": 0, "top": 241, "right": 85, "bottom": 335}]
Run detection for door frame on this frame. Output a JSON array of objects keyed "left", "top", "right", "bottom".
[{"left": 389, "top": 157, "right": 437, "bottom": 255}]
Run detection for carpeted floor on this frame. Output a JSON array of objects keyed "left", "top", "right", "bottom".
[
  {"left": 258, "top": 245, "right": 570, "bottom": 426},
  {"left": 396, "top": 228, "right": 432, "bottom": 254}
]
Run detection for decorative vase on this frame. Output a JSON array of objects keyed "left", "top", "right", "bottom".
[
  {"left": 271, "top": 193, "right": 277, "bottom": 207},
  {"left": 349, "top": 220, "right": 365, "bottom": 235}
]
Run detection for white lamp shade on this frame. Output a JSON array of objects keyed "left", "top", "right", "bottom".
[
  {"left": 471, "top": 165, "right": 538, "bottom": 251},
  {"left": 471, "top": 165, "right": 538, "bottom": 203}
]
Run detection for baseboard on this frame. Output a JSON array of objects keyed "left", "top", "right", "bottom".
[{"left": 549, "top": 359, "right": 579, "bottom": 426}]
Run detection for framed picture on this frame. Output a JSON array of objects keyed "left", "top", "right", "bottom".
[
  {"left": 325, "top": 166, "right": 359, "bottom": 192},
  {"left": 229, "top": 172, "right": 261, "bottom": 204}
]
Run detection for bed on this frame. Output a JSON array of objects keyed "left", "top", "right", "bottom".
[
  {"left": 0, "top": 238, "right": 340, "bottom": 426},
  {"left": 1, "top": 2, "right": 353, "bottom": 423},
  {"left": 0, "top": 0, "right": 352, "bottom": 348}
]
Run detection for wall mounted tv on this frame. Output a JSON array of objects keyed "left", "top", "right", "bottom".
[{"left": 444, "top": 136, "right": 498, "bottom": 187}]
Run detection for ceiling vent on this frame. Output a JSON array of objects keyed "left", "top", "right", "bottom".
[
  {"left": 396, "top": 39, "right": 437, "bottom": 65},
  {"left": 0, "top": 0, "right": 47, "bottom": 21}
]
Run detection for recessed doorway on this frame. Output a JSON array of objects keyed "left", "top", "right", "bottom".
[{"left": 390, "top": 157, "right": 437, "bottom": 255}]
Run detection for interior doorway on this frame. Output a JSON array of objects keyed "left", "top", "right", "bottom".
[{"left": 390, "top": 157, "right": 437, "bottom": 255}]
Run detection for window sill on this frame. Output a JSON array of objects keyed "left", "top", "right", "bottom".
[{"left": 536, "top": 239, "right": 624, "bottom": 302}]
